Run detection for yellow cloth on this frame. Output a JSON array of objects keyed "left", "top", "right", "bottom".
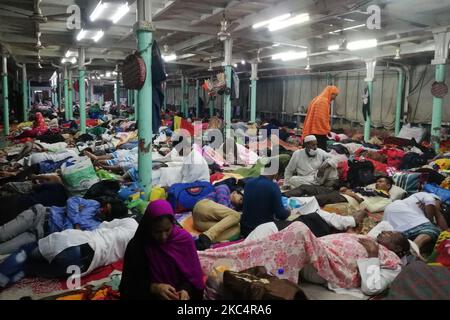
[
  {"left": 174, "top": 116, "right": 182, "bottom": 131},
  {"left": 150, "top": 187, "right": 167, "bottom": 201},
  {"left": 434, "top": 159, "right": 450, "bottom": 170}
]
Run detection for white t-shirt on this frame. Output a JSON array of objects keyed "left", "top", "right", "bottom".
[
  {"left": 383, "top": 192, "right": 437, "bottom": 232},
  {"left": 284, "top": 148, "right": 338, "bottom": 182},
  {"left": 38, "top": 218, "right": 138, "bottom": 275}
]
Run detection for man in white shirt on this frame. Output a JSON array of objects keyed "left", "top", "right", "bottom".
[
  {"left": 384, "top": 192, "right": 448, "bottom": 251},
  {"left": 284, "top": 135, "right": 338, "bottom": 188},
  {"left": 0, "top": 218, "right": 138, "bottom": 288}
]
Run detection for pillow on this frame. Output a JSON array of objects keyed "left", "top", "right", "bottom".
[{"left": 367, "top": 183, "right": 406, "bottom": 201}]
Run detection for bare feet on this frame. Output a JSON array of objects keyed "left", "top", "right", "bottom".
[{"left": 352, "top": 210, "right": 368, "bottom": 227}]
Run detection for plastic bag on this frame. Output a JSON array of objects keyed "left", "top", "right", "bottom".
[{"left": 61, "top": 157, "right": 100, "bottom": 196}]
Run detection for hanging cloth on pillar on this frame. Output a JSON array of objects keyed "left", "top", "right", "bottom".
[
  {"left": 151, "top": 40, "right": 167, "bottom": 134},
  {"left": 231, "top": 69, "right": 240, "bottom": 100},
  {"left": 362, "top": 85, "right": 370, "bottom": 121}
]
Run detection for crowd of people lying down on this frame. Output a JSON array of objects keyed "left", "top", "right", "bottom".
[{"left": 0, "top": 94, "right": 449, "bottom": 300}]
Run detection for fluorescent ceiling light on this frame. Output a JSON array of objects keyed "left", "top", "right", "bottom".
[
  {"left": 241, "top": 60, "right": 246, "bottom": 65},
  {"left": 343, "top": 23, "right": 365, "bottom": 31},
  {"left": 93, "top": 30, "right": 104, "bottom": 42},
  {"left": 346, "top": 38, "right": 377, "bottom": 50},
  {"left": 252, "top": 13, "right": 291, "bottom": 29},
  {"left": 272, "top": 43, "right": 281, "bottom": 47},
  {"left": 76, "top": 29, "right": 87, "bottom": 41},
  {"left": 61, "top": 57, "right": 77, "bottom": 64},
  {"left": 281, "top": 51, "right": 307, "bottom": 61},
  {"left": 329, "top": 24, "right": 365, "bottom": 34},
  {"left": 268, "top": 13, "right": 310, "bottom": 32},
  {"left": 112, "top": 71, "right": 117, "bottom": 76},
  {"left": 106, "top": 71, "right": 111, "bottom": 77},
  {"left": 233, "top": 63, "right": 238, "bottom": 68},
  {"left": 272, "top": 50, "right": 307, "bottom": 61},
  {"left": 90, "top": 1, "right": 108, "bottom": 22},
  {"left": 343, "top": 18, "right": 355, "bottom": 22},
  {"left": 328, "top": 44, "right": 340, "bottom": 51},
  {"left": 111, "top": 2, "right": 129, "bottom": 24},
  {"left": 162, "top": 54, "right": 177, "bottom": 62},
  {"left": 65, "top": 50, "right": 77, "bottom": 58}
]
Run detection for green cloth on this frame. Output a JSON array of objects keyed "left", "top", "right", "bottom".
[
  {"left": 233, "top": 154, "right": 291, "bottom": 178},
  {"left": 96, "top": 169, "right": 120, "bottom": 180},
  {"left": 87, "top": 126, "right": 107, "bottom": 136}
]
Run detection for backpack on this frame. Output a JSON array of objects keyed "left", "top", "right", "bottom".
[
  {"left": 167, "top": 181, "right": 214, "bottom": 213},
  {"left": 347, "top": 159, "right": 375, "bottom": 188}
]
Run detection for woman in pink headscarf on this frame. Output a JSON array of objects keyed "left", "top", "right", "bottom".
[{"left": 120, "top": 200, "right": 204, "bottom": 300}]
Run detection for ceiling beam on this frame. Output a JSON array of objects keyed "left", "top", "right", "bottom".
[
  {"left": 171, "top": 34, "right": 216, "bottom": 52},
  {"left": 152, "top": 0, "right": 179, "bottom": 20}
]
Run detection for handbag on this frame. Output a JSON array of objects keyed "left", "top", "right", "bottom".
[{"left": 223, "top": 266, "right": 308, "bottom": 300}]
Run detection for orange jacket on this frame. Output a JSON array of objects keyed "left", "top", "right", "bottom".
[{"left": 302, "top": 86, "right": 339, "bottom": 138}]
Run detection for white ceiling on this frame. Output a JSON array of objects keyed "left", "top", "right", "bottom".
[{"left": 0, "top": 0, "right": 449, "bottom": 81}]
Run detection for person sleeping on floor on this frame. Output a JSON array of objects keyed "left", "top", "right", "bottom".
[
  {"left": 0, "top": 217, "right": 138, "bottom": 289},
  {"left": 198, "top": 219, "right": 411, "bottom": 296},
  {"left": 284, "top": 176, "right": 397, "bottom": 213},
  {"left": 0, "top": 195, "right": 129, "bottom": 255}
]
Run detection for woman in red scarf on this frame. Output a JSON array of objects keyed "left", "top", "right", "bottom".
[{"left": 120, "top": 200, "right": 204, "bottom": 300}]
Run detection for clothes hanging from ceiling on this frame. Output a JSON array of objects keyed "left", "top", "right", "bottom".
[
  {"left": 362, "top": 85, "right": 370, "bottom": 122},
  {"left": 151, "top": 41, "right": 167, "bottom": 134}
]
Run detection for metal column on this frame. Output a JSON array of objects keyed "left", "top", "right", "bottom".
[
  {"left": 2, "top": 55, "right": 9, "bottom": 135},
  {"left": 430, "top": 27, "right": 450, "bottom": 151},
  {"left": 115, "top": 66, "right": 120, "bottom": 105},
  {"left": 22, "top": 64, "right": 28, "bottom": 121},
  {"left": 68, "top": 68, "right": 73, "bottom": 120},
  {"left": 78, "top": 47, "right": 86, "bottom": 133},
  {"left": 64, "top": 66, "right": 69, "bottom": 120},
  {"left": 195, "top": 79, "right": 199, "bottom": 118},
  {"left": 223, "top": 38, "right": 233, "bottom": 138},
  {"left": 180, "top": 75, "right": 185, "bottom": 115},
  {"left": 250, "top": 62, "right": 258, "bottom": 123},
  {"left": 135, "top": 0, "right": 154, "bottom": 197},
  {"left": 394, "top": 69, "right": 405, "bottom": 135}
]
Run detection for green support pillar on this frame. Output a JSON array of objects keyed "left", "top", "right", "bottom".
[
  {"left": 250, "top": 62, "right": 258, "bottom": 123},
  {"left": 250, "top": 80, "right": 257, "bottom": 122},
  {"left": 68, "top": 69, "right": 73, "bottom": 120},
  {"left": 115, "top": 69, "right": 120, "bottom": 105},
  {"left": 78, "top": 47, "right": 86, "bottom": 133},
  {"left": 22, "top": 64, "right": 28, "bottom": 121},
  {"left": 181, "top": 76, "right": 185, "bottom": 116},
  {"left": 135, "top": 0, "right": 153, "bottom": 197},
  {"left": 431, "top": 64, "right": 446, "bottom": 150},
  {"left": 195, "top": 79, "right": 199, "bottom": 118},
  {"left": 224, "top": 65, "right": 232, "bottom": 137},
  {"left": 64, "top": 66, "right": 69, "bottom": 120},
  {"left": 394, "top": 69, "right": 405, "bottom": 136},
  {"left": 79, "top": 69, "right": 86, "bottom": 133},
  {"left": 2, "top": 56, "right": 9, "bottom": 135}
]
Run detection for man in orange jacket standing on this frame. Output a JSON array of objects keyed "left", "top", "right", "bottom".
[{"left": 302, "top": 86, "right": 340, "bottom": 150}]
